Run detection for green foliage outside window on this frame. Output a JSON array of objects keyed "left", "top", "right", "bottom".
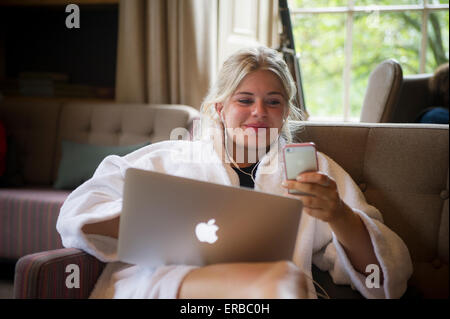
[{"left": 289, "top": 0, "right": 449, "bottom": 120}]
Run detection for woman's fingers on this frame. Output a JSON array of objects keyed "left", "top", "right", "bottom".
[
  {"left": 281, "top": 172, "right": 344, "bottom": 223},
  {"left": 296, "top": 171, "right": 336, "bottom": 188},
  {"left": 281, "top": 179, "right": 337, "bottom": 201}
]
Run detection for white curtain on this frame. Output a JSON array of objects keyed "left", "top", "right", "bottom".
[{"left": 115, "top": 0, "right": 218, "bottom": 109}]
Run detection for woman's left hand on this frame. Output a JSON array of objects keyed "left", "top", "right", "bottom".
[{"left": 281, "top": 171, "right": 349, "bottom": 224}]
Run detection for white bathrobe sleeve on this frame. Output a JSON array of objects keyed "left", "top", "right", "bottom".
[
  {"left": 312, "top": 152, "right": 413, "bottom": 299},
  {"left": 56, "top": 143, "right": 197, "bottom": 298}
]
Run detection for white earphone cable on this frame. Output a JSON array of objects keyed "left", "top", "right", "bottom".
[
  {"left": 223, "top": 127, "right": 261, "bottom": 188},
  {"left": 220, "top": 113, "right": 331, "bottom": 299},
  {"left": 221, "top": 114, "right": 287, "bottom": 188}
]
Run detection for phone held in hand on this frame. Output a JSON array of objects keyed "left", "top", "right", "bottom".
[{"left": 283, "top": 142, "right": 318, "bottom": 195}]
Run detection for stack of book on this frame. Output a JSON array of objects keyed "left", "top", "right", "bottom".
[
  {"left": 17, "top": 72, "right": 96, "bottom": 98},
  {"left": 18, "top": 72, "right": 67, "bottom": 97}
]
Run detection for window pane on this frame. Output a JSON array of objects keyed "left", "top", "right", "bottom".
[
  {"left": 288, "top": 0, "right": 347, "bottom": 9},
  {"left": 293, "top": 14, "right": 346, "bottom": 118},
  {"left": 354, "top": 0, "right": 420, "bottom": 5},
  {"left": 350, "top": 11, "right": 422, "bottom": 119},
  {"left": 289, "top": 0, "right": 424, "bottom": 7},
  {"left": 426, "top": 10, "right": 449, "bottom": 73}
]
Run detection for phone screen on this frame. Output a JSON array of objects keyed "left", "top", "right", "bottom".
[{"left": 283, "top": 143, "right": 318, "bottom": 195}]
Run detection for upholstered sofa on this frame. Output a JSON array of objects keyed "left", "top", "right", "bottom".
[
  {"left": 12, "top": 121, "right": 449, "bottom": 299},
  {"left": 0, "top": 97, "right": 200, "bottom": 263}
]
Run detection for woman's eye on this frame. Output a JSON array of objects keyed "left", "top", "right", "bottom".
[
  {"left": 267, "top": 100, "right": 281, "bottom": 106},
  {"left": 238, "top": 99, "right": 253, "bottom": 104}
]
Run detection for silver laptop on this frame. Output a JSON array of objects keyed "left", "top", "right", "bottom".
[{"left": 117, "top": 167, "right": 303, "bottom": 267}]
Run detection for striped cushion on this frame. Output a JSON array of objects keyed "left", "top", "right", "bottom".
[
  {"left": 14, "top": 248, "right": 105, "bottom": 299},
  {"left": 0, "top": 188, "right": 70, "bottom": 259}
]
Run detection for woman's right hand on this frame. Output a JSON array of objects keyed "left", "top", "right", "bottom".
[{"left": 178, "top": 260, "right": 311, "bottom": 299}]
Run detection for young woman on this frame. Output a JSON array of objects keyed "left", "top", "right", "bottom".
[{"left": 56, "top": 46, "right": 412, "bottom": 299}]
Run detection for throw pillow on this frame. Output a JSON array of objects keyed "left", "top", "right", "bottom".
[{"left": 53, "top": 140, "right": 150, "bottom": 190}]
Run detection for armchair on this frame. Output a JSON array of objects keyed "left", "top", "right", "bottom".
[
  {"left": 14, "top": 248, "right": 105, "bottom": 299},
  {"left": 14, "top": 122, "right": 449, "bottom": 299},
  {"left": 15, "top": 247, "right": 366, "bottom": 299},
  {"left": 360, "top": 59, "right": 439, "bottom": 124}
]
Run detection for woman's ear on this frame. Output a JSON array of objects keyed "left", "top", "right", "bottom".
[{"left": 215, "top": 103, "right": 224, "bottom": 117}]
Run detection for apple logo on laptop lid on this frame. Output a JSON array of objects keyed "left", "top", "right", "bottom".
[{"left": 195, "top": 219, "right": 219, "bottom": 244}]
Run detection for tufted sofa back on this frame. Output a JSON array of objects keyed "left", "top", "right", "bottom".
[
  {"left": 53, "top": 102, "right": 199, "bottom": 181},
  {"left": 0, "top": 98, "right": 199, "bottom": 186}
]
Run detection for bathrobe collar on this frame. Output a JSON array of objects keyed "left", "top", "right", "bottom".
[{"left": 204, "top": 124, "right": 287, "bottom": 194}]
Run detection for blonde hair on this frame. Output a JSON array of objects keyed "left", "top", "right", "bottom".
[
  {"left": 429, "top": 63, "right": 449, "bottom": 107},
  {"left": 200, "top": 46, "right": 305, "bottom": 142}
]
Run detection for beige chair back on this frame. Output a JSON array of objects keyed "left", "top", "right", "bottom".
[{"left": 360, "top": 59, "right": 403, "bottom": 123}]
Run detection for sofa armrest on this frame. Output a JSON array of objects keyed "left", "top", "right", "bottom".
[{"left": 14, "top": 248, "right": 105, "bottom": 299}]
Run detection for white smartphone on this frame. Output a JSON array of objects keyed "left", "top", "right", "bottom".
[{"left": 283, "top": 142, "right": 318, "bottom": 195}]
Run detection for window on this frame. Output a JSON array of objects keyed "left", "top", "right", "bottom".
[{"left": 288, "top": 0, "right": 449, "bottom": 121}]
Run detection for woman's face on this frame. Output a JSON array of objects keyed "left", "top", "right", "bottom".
[{"left": 216, "top": 69, "right": 288, "bottom": 149}]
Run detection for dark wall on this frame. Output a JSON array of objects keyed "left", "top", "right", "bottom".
[{"left": 0, "top": 4, "right": 118, "bottom": 87}]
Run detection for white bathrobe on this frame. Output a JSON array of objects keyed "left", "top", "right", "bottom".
[{"left": 56, "top": 135, "right": 413, "bottom": 299}]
